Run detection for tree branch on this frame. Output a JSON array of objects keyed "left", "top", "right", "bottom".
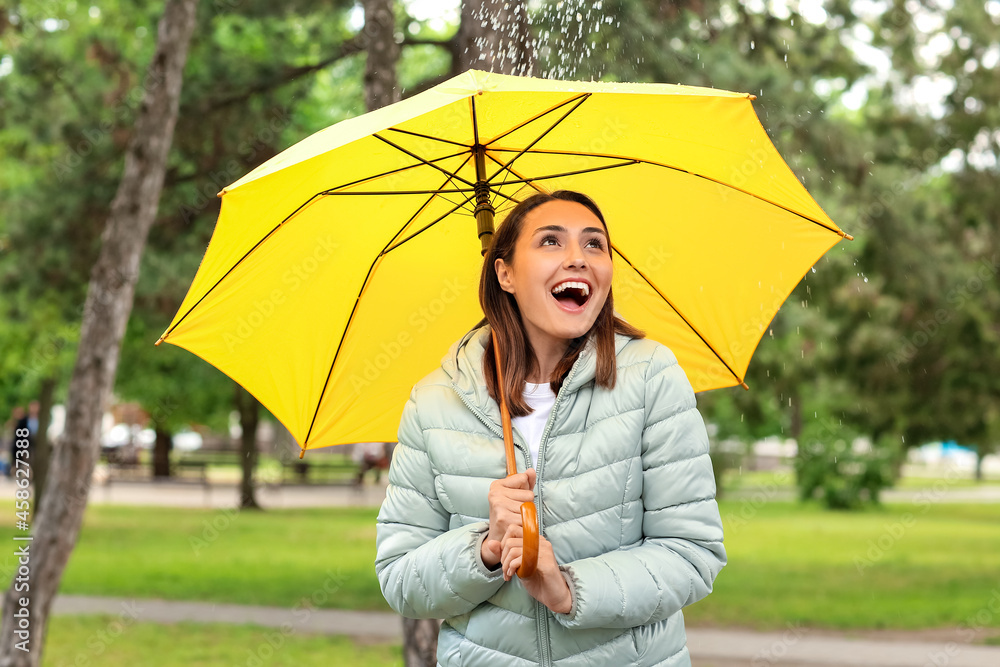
[{"left": 193, "top": 35, "right": 366, "bottom": 113}]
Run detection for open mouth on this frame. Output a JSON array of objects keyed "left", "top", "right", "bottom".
[{"left": 550, "top": 282, "right": 592, "bottom": 311}]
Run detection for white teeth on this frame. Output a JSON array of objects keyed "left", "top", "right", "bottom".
[{"left": 551, "top": 281, "right": 590, "bottom": 297}]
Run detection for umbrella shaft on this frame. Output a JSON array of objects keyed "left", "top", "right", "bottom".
[{"left": 474, "top": 144, "right": 495, "bottom": 256}]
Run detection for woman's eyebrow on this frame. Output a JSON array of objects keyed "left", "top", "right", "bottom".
[{"left": 532, "top": 225, "right": 607, "bottom": 237}]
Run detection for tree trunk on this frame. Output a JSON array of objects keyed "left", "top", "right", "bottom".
[
  {"left": 361, "top": 2, "right": 440, "bottom": 662},
  {"left": 31, "top": 377, "right": 56, "bottom": 520},
  {"left": 363, "top": 0, "right": 400, "bottom": 110},
  {"left": 403, "top": 616, "right": 441, "bottom": 667},
  {"left": 395, "top": 2, "right": 536, "bottom": 662},
  {"left": 0, "top": 2, "right": 199, "bottom": 664},
  {"left": 457, "top": 0, "right": 535, "bottom": 75},
  {"left": 153, "top": 426, "right": 172, "bottom": 478},
  {"left": 788, "top": 389, "right": 802, "bottom": 443},
  {"left": 236, "top": 384, "right": 261, "bottom": 510},
  {"left": 974, "top": 446, "right": 984, "bottom": 482}
]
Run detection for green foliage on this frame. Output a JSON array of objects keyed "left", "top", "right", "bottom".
[{"left": 795, "top": 429, "right": 893, "bottom": 510}]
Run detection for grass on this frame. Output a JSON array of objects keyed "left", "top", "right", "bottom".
[
  {"left": 685, "top": 501, "right": 1000, "bottom": 630},
  {"left": 0, "top": 506, "right": 387, "bottom": 612},
  {"left": 43, "top": 615, "right": 400, "bottom": 666},
  {"left": 720, "top": 468, "right": 999, "bottom": 493},
  {"left": 1, "top": 501, "right": 998, "bottom": 632}
]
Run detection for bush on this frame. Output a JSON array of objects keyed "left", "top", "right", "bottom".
[
  {"left": 794, "top": 421, "right": 897, "bottom": 510},
  {"left": 709, "top": 438, "right": 745, "bottom": 499}
]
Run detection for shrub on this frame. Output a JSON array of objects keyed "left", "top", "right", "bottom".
[{"left": 794, "top": 421, "right": 897, "bottom": 510}]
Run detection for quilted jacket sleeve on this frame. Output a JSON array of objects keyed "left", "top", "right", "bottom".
[
  {"left": 552, "top": 344, "right": 727, "bottom": 630},
  {"left": 375, "top": 386, "right": 506, "bottom": 619}
]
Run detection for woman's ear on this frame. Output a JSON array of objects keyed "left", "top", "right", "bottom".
[{"left": 495, "top": 258, "right": 514, "bottom": 294}]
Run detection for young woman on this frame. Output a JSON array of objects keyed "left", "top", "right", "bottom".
[{"left": 375, "top": 190, "right": 726, "bottom": 666}]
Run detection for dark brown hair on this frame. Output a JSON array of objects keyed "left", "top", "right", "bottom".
[{"left": 474, "top": 190, "right": 645, "bottom": 417}]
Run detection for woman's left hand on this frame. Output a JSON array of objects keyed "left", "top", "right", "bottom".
[{"left": 500, "top": 525, "right": 573, "bottom": 614}]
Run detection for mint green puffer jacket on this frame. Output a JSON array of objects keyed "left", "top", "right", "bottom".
[{"left": 375, "top": 324, "right": 726, "bottom": 666}]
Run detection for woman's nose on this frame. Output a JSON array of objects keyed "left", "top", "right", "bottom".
[{"left": 564, "top": 243, "right": 586, "bottom": 268}]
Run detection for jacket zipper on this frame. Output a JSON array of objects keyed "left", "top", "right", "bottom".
[
  {"left": 450, "top": 382, "right": 531, "bottom": 472},
  {"left": 533, "top": 361, "right": 581, "bottom": 667},
  {"left": 451, "top": 359, "right": 581, "bottom": 667}
]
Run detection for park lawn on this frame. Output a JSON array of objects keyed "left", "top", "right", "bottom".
[
  {"left": 684, "top": 501, "right": 1000, "bottom": 630},
  {"left": 1, "top": 501, "right": 998, "bottom": 631},
  {"left": 721, "top": 468, "right": 999, "bottom": 492},
  {"left": 43, "top": 615, "right": 400, "bottom": 667},
  {"left": 0, "top": 506, "right": 389, "bottom": 613}
]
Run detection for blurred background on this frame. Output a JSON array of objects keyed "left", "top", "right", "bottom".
[{"left": 1, "top": 0, "right": 998, "bottom": 665}]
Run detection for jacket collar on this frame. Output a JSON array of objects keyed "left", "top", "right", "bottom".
[{"left": 443, "top": 320, "right": 632, "bottom": 428}]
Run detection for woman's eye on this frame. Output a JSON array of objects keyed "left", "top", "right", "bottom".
[{"left": 541, "top": 236, "right": 604, "bottom": 249}]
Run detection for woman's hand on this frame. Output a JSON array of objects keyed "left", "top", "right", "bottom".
[
  {"left": 480, "top": 469, "right": 537, "bottom": 569},
  {"left": 500, "top": 524, "right": 572, "bottom": 614}
]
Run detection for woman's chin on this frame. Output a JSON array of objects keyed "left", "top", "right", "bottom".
[{"left": 546, "top": 315, "right": 598, "bottom": 341}]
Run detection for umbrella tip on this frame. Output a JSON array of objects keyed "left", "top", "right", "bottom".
[
  {"left": 844, "top": 233, "right": 854, "bottom": 241},
  {"left": 299, "top": 447, "right": 306, "bottom": 459},
  {"left": 748, "top": 94, "right": 757, "bottom": 101},
  {"left": 740, "top": 381, "right": 749, "bottom": 390},
  {"left": 154, "top": 337, "right": 164, "bottom": 347}
]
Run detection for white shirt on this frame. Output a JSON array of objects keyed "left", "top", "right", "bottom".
[{"left": 511, "top": 382, "right": 556, "bottom": 469}]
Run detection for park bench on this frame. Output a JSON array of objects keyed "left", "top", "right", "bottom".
[
  {"left": 101, "top": 458, "right": 210, "bottom": 487},
  {"left": 280, "top": 457, "right": 359, "bottom": 486}
]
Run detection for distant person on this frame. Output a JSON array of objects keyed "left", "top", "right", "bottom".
[
  {"left": 5, "top": 406, "right": 25, "bottom": 477},
  {"left": 353, "top": 441, "right": 389, "bottom": 486},
  {"left": 26, "top": 400, "right": 39, "bottom": 440},
  {"left": 12, "top": 402, "right": 39, "bottom": 480}
]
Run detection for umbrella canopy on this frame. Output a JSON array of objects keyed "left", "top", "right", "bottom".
[{"left": 158, "top": 69, "right": 850, "bottom": 454}]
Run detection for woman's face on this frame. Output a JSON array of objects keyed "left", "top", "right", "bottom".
[{"left": 495, "top": 199, "right": 613, "bottom": 347}]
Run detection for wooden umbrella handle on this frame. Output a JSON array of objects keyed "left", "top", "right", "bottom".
[{"left": 491, "top": 328, "right": 539, "bottom": 578}]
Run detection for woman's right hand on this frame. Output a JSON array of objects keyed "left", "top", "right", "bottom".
[{"left": 481, "top": 468, "right": 536, "bottom": 569}]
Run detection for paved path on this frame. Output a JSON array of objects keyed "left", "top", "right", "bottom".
[
  {"left": 1, "top": 476, "right": 997, "bottom": 510},
  {"left": 0, "top": 476, "right": 392, "bottom": 509},
  {"left": 50, "top": 595, "right": 1000, "bottom": 667}
]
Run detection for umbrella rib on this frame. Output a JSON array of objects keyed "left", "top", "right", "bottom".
[
  {"left": 373, "top": 134, "right": 477, "bottom": 188},
  {"left": 485, "top": 152, "right": 547, "bottom": 196},
  {"left": 412, "top": 152, "right": 477, "bottom": 215},
  {"left": 379, "top": 158, "right": 475, "bottom": 253},
  {"left": 490, "top": 159, "right": 639, "bottom": 186},
  {"left": 383, "top": 191, "right": 477, "bottom": 255},
  {"left": 612, "top": 243, "right": 747, "bottom": 389},
  {"left": 466, "top": 98, "right": 525, "bottom": 210},
  {"left": 471, "top": 95, "right": 481, "bottom": 146},
  {"left": 486, "top": 94, "right": 592, "bottom": 184},
  {"left": 484, "top": 152, "right": 543, "bottom": 214},
  {"left": 162, "top": 153, "right": 476, "bottom": 342},
  {"left": 484, "top": 93, "right": 590, "bottom": 146},
  {"left": 487, "top": 147, "right": 845, "bottom": 238},
  {"left": 320, "top": 147, "right": 471, "bottom": 194},
  {"left": 158, "top": 192, "right": 326, "bottom": 341},
  {"left": 302, "top": 193, "right": 477, "bottom": 448},
  {"left": 322, "top": 188, "right": 475, "bottom": 195},
  {"left": 385, "top": 127, "right": 471, "bottom": 149}
]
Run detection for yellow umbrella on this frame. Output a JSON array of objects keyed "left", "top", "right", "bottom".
[{"left": 157, "top": 68, "right": 850, "bottom": 458}]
